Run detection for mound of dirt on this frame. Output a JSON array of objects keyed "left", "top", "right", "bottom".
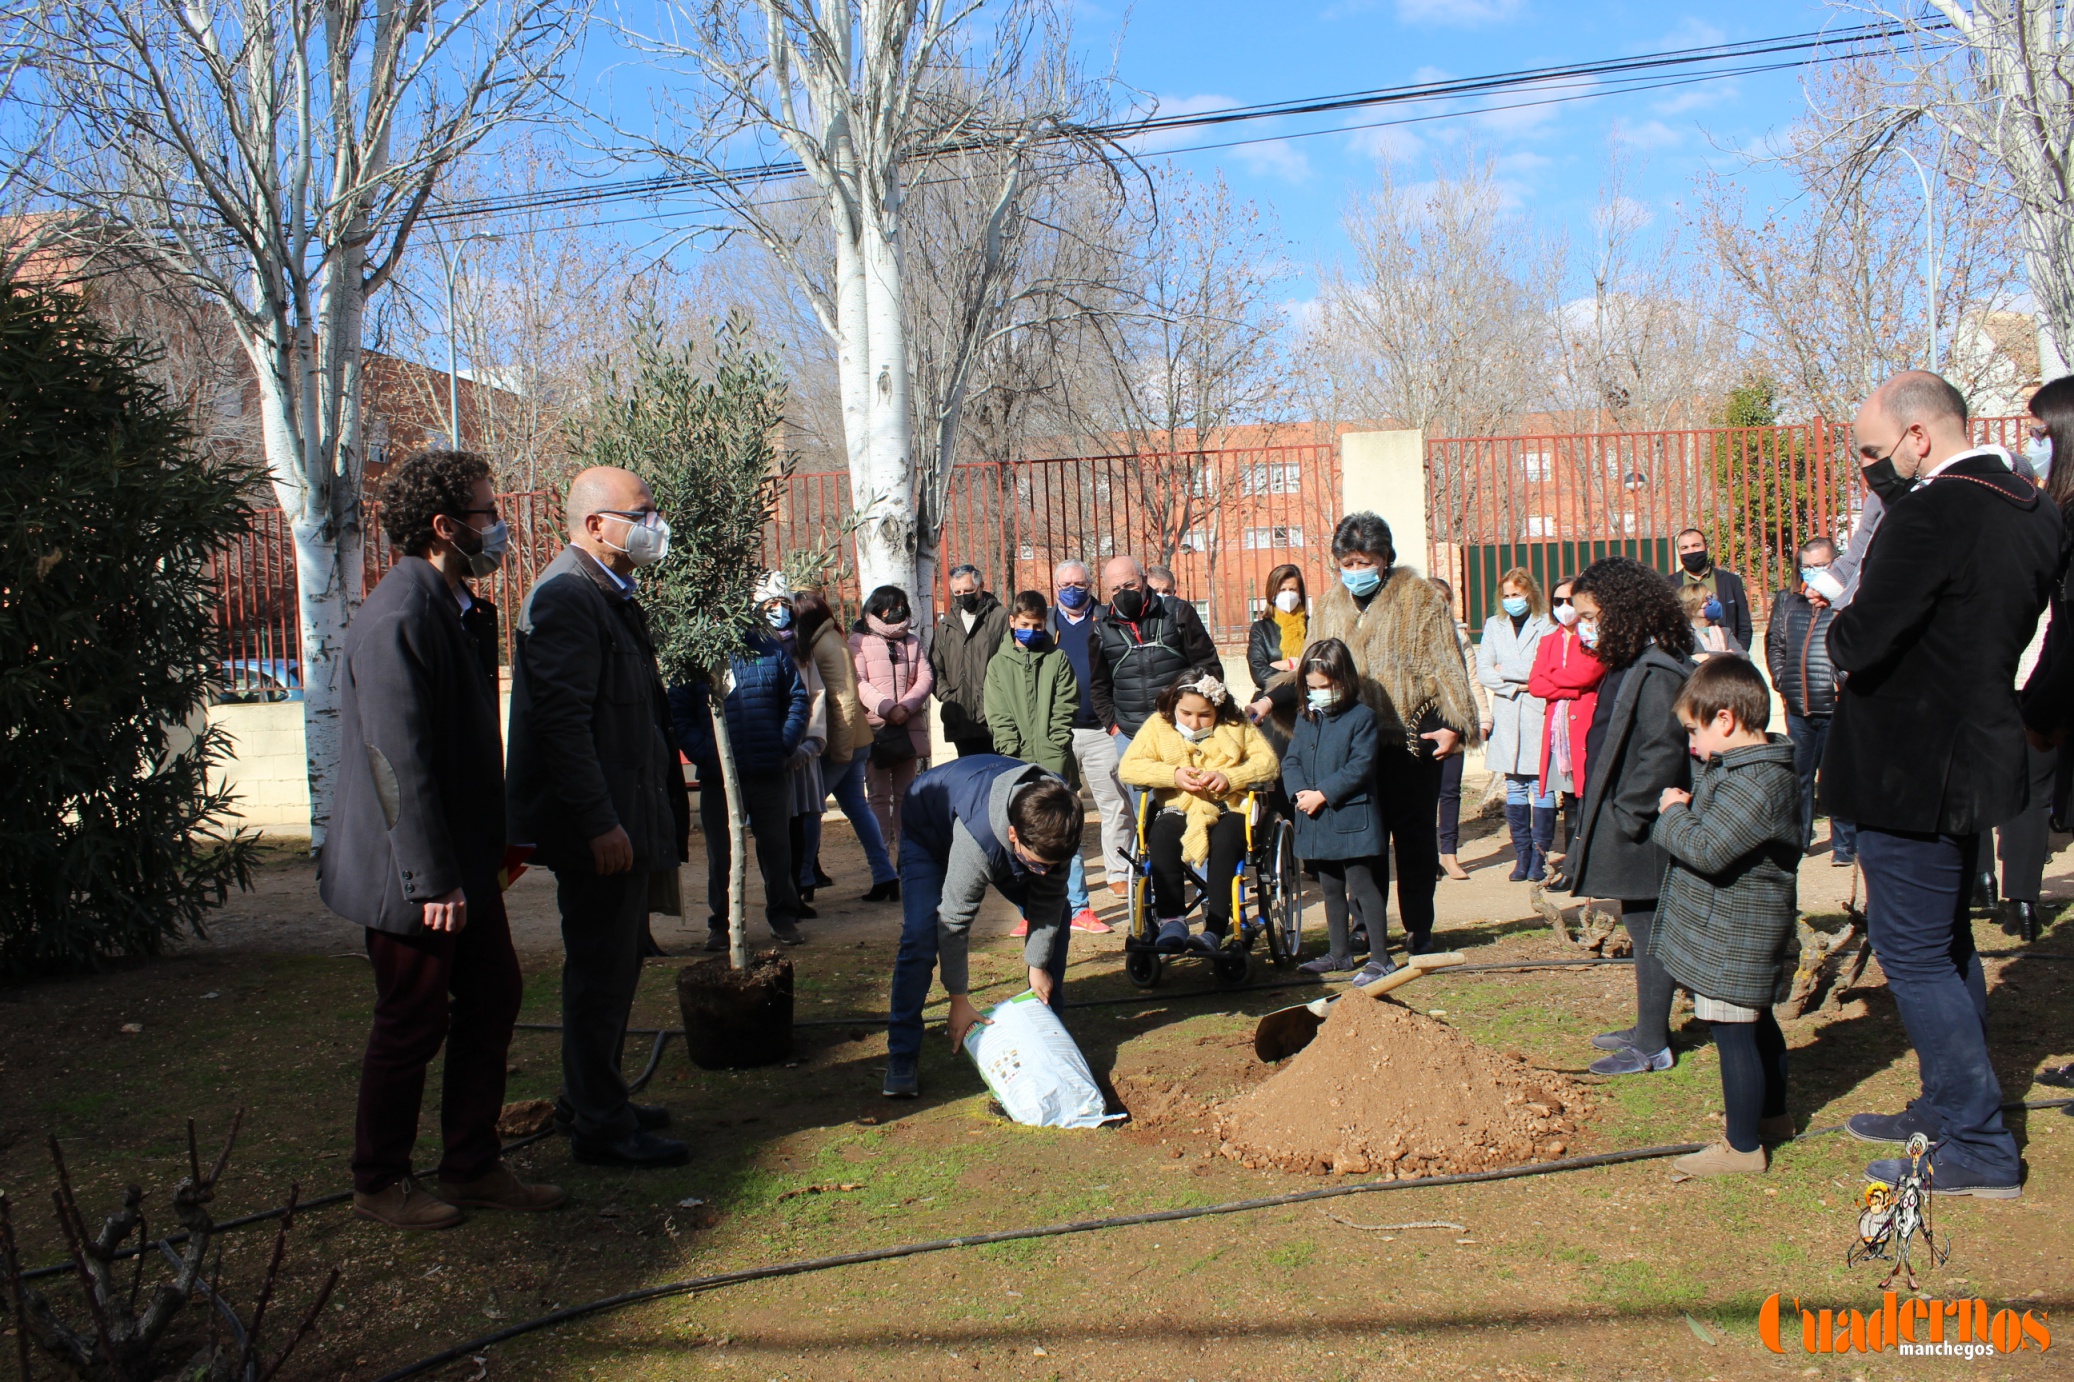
[{"left": 1215, "top": 994, "right": 1591, "bottom": 1177}]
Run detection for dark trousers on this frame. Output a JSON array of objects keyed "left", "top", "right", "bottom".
[
  {"left": 1857, "top": 827, "right": 2018, "bottom": 1180},
  {"left": 1316, "top": 858, "right": 1387, "bottom": 963},
  {"left": 699, "top": 768, "right": 801, "bottom": 930},
  {"left": 1713, "top": 1013, "right": 1788, "bottom": 1154},
  {"left": 886, "top": 844, "right": 1071, "bottom": 1059},
  {"left": 554, "top": 867, "right": 652, "bottom": 1141},
  {"left": 1787, "top": 713, "right": 1857, "bottom": 859},
  {"left": 1377, "top": 745, "right": 1444, "bottom": 942},
  {"left": 1996, "top": 741, "right": 2057, "bottom": 903},
  {"left": 1147, "top": 809, "right": 1248, "bottom": 932},
  {"left": 1620, "top": 901, "right": 1674, "bottom": 1055},
  {"left": 354, "top": 886, "right": 521, "bottom": 1194},
  {"left": 1436, "top": 751, "right": 1465, "bottom": 854}
]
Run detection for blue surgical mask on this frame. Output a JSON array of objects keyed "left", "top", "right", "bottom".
[
  {"left": 1578, "top": 619, "right": 1600, "bottom": 649},
  {"left": 1340, "top": 567, "right": 1383, "bottom": 597},
  {"left": 1056, "top": 584, "right": 1091, "bottom": 611},
  {"left": 2023, "top": 436, "right": 2053, "bottom": 478},
  {"left": 1306, "top": 687, "right": 1337, "bottom": 712},
  {"left": 1701, "top": 597, "right": 1723, "bottom": 623},
  {"left": 765, "top": 604, "right": 793, "bottom": 630},
  {"left": 1012, "top": 626, "right": 1045, "bottom": 647},
  {"left": 1501, "top": 595, "right": 1529, "bottom": 618}
]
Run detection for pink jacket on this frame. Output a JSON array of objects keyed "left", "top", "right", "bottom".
[{"left": 850, "top": 628, "right": 933, "bottom": 756}]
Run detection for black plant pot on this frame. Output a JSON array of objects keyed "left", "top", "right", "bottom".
[{"left": 676, "top": 951, "right": 794, "bottom": 1069}]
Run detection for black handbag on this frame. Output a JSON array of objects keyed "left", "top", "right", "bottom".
[{"left": 870, "top": 717, "right": 918, "bottom": 768}]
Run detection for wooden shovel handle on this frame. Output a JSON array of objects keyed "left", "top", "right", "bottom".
[{"left": 1358, "top": 951, "right": 1466, "bottom": 998}]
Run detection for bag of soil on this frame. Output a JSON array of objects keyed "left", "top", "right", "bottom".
[{"left": 963, "top": 990, "right": 1121, "bottom": 1129}]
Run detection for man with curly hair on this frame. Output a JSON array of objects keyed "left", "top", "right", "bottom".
[{"left": 322, "top": 449, "right": 565, "bottom": 1231}]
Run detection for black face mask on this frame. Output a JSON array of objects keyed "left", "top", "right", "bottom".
[
  {"left": 953, "top": 591, "right": 981, "bottom": 613},
  {"left": 1862, "top": 449, "right": 1916, "bottom": 504},
  {"left": 1110, "top": 587, "right": 1146, "bottom": 621},
  {"left": 1679, "top": 549, "right": 1710, "bottom": 575}
]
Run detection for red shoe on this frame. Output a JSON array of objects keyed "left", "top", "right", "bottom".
[
  {"left": 1010, "top": 918, "right": 1030, "bottom": 937},
  {"left": 1071, "top": 908, "right": 1112, "bottom": 934}
]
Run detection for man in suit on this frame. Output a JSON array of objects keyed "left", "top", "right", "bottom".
[
  {"left": 321, "top": 450, "right": 564, "bottom": 1231},
  {"left": 1671, "top": 528, "right": 1753, "bottom": 652},
  {"left": 1823, "top": 370, "right": 2061, "bottom": 1199},
  {"left": 507, "top": 465, "right": 692, "bottom": 1169}
]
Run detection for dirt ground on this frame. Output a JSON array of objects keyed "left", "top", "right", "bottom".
[{"left": 2, "top": 804, "right": 2070, "bottom": 1381}]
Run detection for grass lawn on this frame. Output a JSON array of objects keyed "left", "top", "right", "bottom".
[{"left": 2, "top": 849, "right": 2070, "bottom": 1381}]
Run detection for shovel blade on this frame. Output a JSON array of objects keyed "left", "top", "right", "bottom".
[{"left": 1253, "top": 996, "right": 1333, "bottom": 1062}]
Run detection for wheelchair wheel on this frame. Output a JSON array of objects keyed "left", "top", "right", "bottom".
[
  {"left": 1212, "top": 948, "right": 1250, "bottom": 986},
  {"left": 1125, "top": 948, "right": 1162, "bottom": 988},
  {"left": 1263, "top": 817, "right": 1303, "bottom": 966}
]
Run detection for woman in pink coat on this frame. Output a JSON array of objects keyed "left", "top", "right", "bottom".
[
  {"left": 1526, "top": 577, "right": 1604, "bottom": 886},
  {"left": 850, "top": 584, "right": 934, "bottom": 855}
]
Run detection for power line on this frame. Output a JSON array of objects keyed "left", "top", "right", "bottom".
[{"left": 421, "top": 17, "right": 1932, "bottom": 227}]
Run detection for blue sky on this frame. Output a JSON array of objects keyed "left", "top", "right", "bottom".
[
  {"left": 554, "top": 0, "right": 1841, "bottom": 300},
  {"left": 1081, "top": 0, "right": 1837, "bottom": 296}
]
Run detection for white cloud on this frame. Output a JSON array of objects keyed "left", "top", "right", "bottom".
[
  {"left": 1472, "top": 76, "right": 1595, "bottom": 134},
  {"left": 1129, "top": 93, "right": 1240, "bottom": 154},
  {"left": 1495, "top": 150, "right": 1552, "bottom": 174},
  {"left": 1346, "top": 124, "right": 1424, "bottom": 164},
  {"left": 1410, "top": 64, "right": 1454, "bottom": 85},
  {"left": 1235, "top": 138, "right": 1313, "bottom": 183},
  {"left": 1396, "top": 0, "right": 1527, "bottom": 28},
  {"left": 1652, "top": 86, "right": 1733, "bottom": 116},
  {"left": 1654, "top": 17, "right": 1727, "bottom": 49},
  {"left": 1615, "top": 118, "right": 1684, "bottom": 150}
]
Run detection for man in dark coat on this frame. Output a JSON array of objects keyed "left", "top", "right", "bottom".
[
  {"left": 320, "top": 450, "right": 564, "bottom": 1231},
  {"left": 507, "top": 465, "right": 692, "bottom": 1169},
  {"left": 1822, "top": 370, "right": 2062, "bottom": 1198},
  {"left": 930, "top": 563, "right": 1011, "bottom": 757},
  {"left": 1086, "top": 555, "right": 1222, "bottom": 747},
  {"left": 1671, "top": 528, "right": 1753, "bottom": 652},
  {"left": 1766, "top": 537, "right": 1853, "bottom": 864}
]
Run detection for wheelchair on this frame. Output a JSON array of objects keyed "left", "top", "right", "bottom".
[{"left": 1122, "top": 789, "right": 1303, "bottom": 987}]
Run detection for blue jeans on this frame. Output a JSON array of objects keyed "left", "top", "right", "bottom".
[
  {"left": 1786, "top": 713, "right": 1856, "bottom": 860},
  {"left": 1065, "top": 852, "right": 1089, "bottom": 913},
  {"left": 1504, "top": 773, "right": 1553, "bottom": 809},
  {"left": 887, "top": 844, "right": 1072, "bottom": 1060},
  {"left": 823, "top": 755, "right": 896, "bottom": 886},
  {"left": 1856, "top": 827, "right": 2017, "bottom": 1181}
]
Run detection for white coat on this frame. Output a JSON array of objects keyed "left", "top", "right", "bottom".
[{"left": 1476, "top": 612, "right": 1554, "bottom": 775}]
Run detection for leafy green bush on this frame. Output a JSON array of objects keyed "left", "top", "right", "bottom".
[{"left": 0, "top": 280, "right": 257, "bottom": 976}]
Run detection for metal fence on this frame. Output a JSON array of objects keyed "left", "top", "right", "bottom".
[
  {"left": 209, "top": 442, "right": 1342, "bottom": 676},
  {"left": 1426, "top": 415, "right": 2033, "bottom": 635}
]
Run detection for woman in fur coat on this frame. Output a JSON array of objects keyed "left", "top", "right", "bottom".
[{"left": 1263, "top": 512, "right": 1481, "bottom": 954}]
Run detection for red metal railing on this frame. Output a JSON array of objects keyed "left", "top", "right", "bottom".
[
  {"left": 212, "top": 422, "right": 2035, "bottom": 675},
  {"left": 1426, "top": 415, "right": 2033, "bottom": 632}
]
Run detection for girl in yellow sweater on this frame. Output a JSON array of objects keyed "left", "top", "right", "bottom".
[{"left": 1119, "top": 669, "right": 1280, "bottom": 953}]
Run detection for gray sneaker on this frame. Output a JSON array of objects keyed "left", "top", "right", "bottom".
[
  {"left": 1591, "top": 1026, "right": 1637, "bottom": 1052},
  {"left": 1349, "top": 959, "right": 1399, "bottom": 990},
  {"left": 1297, "top": 953, "right": 1356, "bottom": 975}
]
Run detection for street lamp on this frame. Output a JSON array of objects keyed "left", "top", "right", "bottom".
[{"left": 1892, "top": 145, "right": 1939, "bottom": 371}]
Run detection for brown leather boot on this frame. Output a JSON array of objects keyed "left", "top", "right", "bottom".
[
  {"left": 1671, "top": 1141, "right": 1767, "bottom": 1177},
  {"left": 352, "top": 1177, "right": 463, "bottom": 1231},
  {"left": 438, "top": 1161, "right": 567, "bottom": 1212}
]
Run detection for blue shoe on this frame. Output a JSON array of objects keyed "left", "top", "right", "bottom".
[
  {"left": 1297, "top": 953, "right": 1356, "bottom": 976},
  {"left": 1865, "top": 1153, "right": 2020, "bottom": 1199},
  {"left": 1189, "top": 930, "right": 1224, "bottom": 956},
  {"left": 882, "top": 1053, "right": 919, "bottom": 1098},
  {"left": 1589, "top": 1044, "right": 1673, "bottom": 1076},
  {"left": 1349, "top": 959, "right": 1399, "bottom": 990},
  {"left": 1154, "top": 919, "right": 1190, "bottom": 954},
  {"left": 1847, "top": 1107, "right": 1939, "bottom": 1145},
  {"left": 1590, "top": 1026, "right": 1637, "bottom": 1052}
]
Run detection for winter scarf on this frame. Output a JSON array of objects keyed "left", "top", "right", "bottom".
[{"left": 1273, "top": 608, "right": 1308, "bottom": 662}]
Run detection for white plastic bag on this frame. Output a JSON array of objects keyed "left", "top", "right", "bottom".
[{"left": 963, "top": 990, "right": 1122, "bottom": 1129}]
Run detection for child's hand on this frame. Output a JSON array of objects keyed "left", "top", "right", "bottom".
[
  {"left": 1295, "top": 789, "right": 1326, "bottom": 816},
  {"left": 1659, "top": 787, "right": 1692, "bottom": 812},
  {"left": 1200, "top": 770, "right": 1231, "bottom": 796},
  {"left": 1173, "top": 766, "right": 1206, "bottom": 792}
]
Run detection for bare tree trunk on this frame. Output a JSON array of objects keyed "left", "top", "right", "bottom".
[{"left": 705, "top": 669, "right": 751, "bottom": 970}]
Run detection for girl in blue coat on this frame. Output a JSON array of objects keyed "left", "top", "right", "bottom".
[{"left": 1282, "top": 639, "right": 1393, "bottom": 987}]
